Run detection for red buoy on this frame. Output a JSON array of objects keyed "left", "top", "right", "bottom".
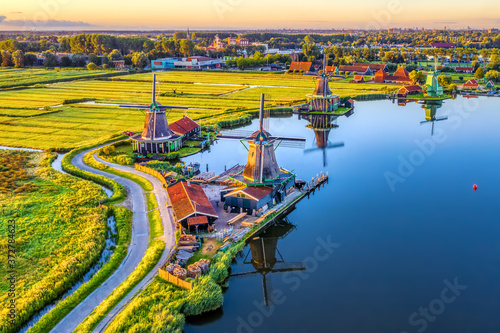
[{"left": 473, "top": 184, "right": 478, "bottom": 191}]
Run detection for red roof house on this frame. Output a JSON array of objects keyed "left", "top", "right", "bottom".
[
  {"left": 167, "top": 180, "right": 218, "bottom": 227},
  {"left": 339, "top": 65, "right": 372, "bottom": 75},
  {"left": 455, "top": 67, "right": 474, "bottom": 73},
  {"left": 352, "top": 75, "right": 365, "bottom": 83},
  {"left": 354, "top": 63, "right": 388, "bottom": 72},
  {"left": 397, "top": 85, "right": 423, "bottom": 97},
  {"left": 170, "top": 116, "right": 200, "bottom": 138},
  {"left": 430, "top": 43, "right": 455, "bottom": 48},
  {"left": 463, "top": 79, "right": 479, "bottom": 89},
  {"left": 289, "top": 61, "right": 313, "bottom": 72}
]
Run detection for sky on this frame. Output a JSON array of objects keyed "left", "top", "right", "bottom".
[{"left": 0, "top": 0, "right": 499, "bottom": 31}]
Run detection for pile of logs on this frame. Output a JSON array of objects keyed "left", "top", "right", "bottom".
[
  {"left": 186, "top": 258, "right": 211, "bottom": 279},
  {"left": 166, "top": 264, "right": 188, "bottom": 280}
]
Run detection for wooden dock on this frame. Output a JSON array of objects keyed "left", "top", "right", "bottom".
[{"left": 245, "top": 172, "right": 329, "bottom": 240}]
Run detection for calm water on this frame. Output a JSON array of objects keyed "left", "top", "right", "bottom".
[{"left": 183, "top": 96, "right": 500, "bottom": 333}]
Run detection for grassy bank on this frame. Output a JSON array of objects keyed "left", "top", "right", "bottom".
[
  {"left": 27, "top": 206, "right": 133, "bottom": 333},
  {"left": 0, "top": 151, "right": 107, "bottom": 333}
]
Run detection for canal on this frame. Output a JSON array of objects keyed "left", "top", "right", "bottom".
[{"left": 182, "top": 96, "right": 500, "bottom": 333}]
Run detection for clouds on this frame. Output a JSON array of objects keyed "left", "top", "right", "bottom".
[{"left": 0, "top": 17, "right": 93, "bottom": 27}]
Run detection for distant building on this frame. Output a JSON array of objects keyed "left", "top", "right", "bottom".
[
  {"left": 351, "top": 75, "right": 365, "bottom": 83},
  {"left": 325, "top": 66, "right": 339, "bottom": 75},
  {"left": 167, "top": 180, "right": 218, "bottom": 231},
  {"left": 289, "top": 61, "right": 313, "bottom": 72},
  {"left": 223, "top": 186, "right": 274, "bottom": 212},
  {"left": 397, "top": 85, "right": 423, "bottom": 97},
  {"left": 151, "top": 58, "right": 177, "bottom": 70},
  {"left": 455, "top": 67, "right": 474, "bottom": 73},
  {"left": 486, "top": 80, "right": 496, "bottom": 90},
  {"left": 338, "top": 65, "right": 372, "bottom": 75},
  {"left": 174, "top": 56, "right": 223, "bottom": 69},
  {"left": 430, "top": 42, "right": 455, "bottom": 48},
  {"left": 463, "top": 79, "right": 479, "bottom": 90},
  {"left": 489, "top": 28, "right": 499, "bottom": 33},
  {"left": 113, "top": 60, "right": 126, "bottom": 70},
  {"left": 353, "top": 63, "right": 388, "bottom": 72},
  {"left": 374, "top": 67, "right": 412, "bottom": 84}
]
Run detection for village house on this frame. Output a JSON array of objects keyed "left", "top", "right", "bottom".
[
  {"left": 397, "top": 85, "right": 423, "bottom": 98},
  {"left": 463, "top": 79, "right": 479, "bottom": 90},
  {"left": 169, "top": 116, "right": 201, "bottom": 142},
  {"left": 374, "top": 67, "right": 412, "bottom": 84},
  {"left": 289, "top": 61, "right": 313, "bottom": 72},
  {"left": 455, "top": 66, "right": 474, "bottom": 73},
  {"left": 167, "top": 180, "right": 218, "bottom": 232},
  {"left": 338, "top": 65, "right": 372, "bottom": 75}
]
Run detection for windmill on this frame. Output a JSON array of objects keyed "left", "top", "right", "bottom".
[
  {"left": 303, "top": 114, "right": 345, "bottom": 167},
  {"left": 230, "top": 218, "right": 305, "bottom": 306},
  {"left": 419, "top": 100, "right": 448, "bottom": 136},
  {"left": 119, "top": 74, "right": 189, "bottom": 154},
  {"left": 218, "top": 94, "right": 306, "bottom": 184}
]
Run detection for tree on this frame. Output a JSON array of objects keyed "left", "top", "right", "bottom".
[
  {"left": 474, "top": 67, "right": 485, "bottom": 79},
  {"left": 1, "top": 50, "right": 12, "bottom": 67},
  {"left": 304, "top": 35, "right": 314, "bottom": 45},
  {"left": 43, "top": 51, "right": 57, "bottom": 67},
  {"left": 409, "top": 70, "right": 424, "bottom": 83},
  {"left": 236, "top": 57, "right": 249, "bottom": 69},
  {"left": 437, "top": 74, "right": 452, "bottom": 86},
  {"left": 87, "top": 62, "right": 98, "bottom": 70},
  {"left": 131, "top": 52, "right": 149, "bottom": 69},
  {"left": 173, "top": 32, "right": 185, "bottom": 40},
  {"left": 88, "top": 53, "right": 101, "bottom": 66},
  {"left": 178, "top": 39, "right": 195, "bottom": 57},
  {"left": 60, "top": 56, "right": 72, "bottom": 67},
  {"left": 485, "top": 70, "right": 499, "bottom": 82},
  {"left": 108, "top": 49, "right": 123, "bottom": 62},
  {"left": 489, "top": 54, "right": 500, "bottom": 69},
  {"left": 12, "top": 50, "right": 24, "bottom": 68},
  {"left": 24, "top": 53, "right": 38, "bottom": 67}
]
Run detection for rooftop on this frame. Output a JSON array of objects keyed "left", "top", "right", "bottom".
[{"left": 167, "top": 180, "right": 218, "bottom": 222}]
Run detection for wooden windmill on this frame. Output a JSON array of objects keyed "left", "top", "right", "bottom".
[
  {"left": 230, "top": 218, "right": 305, "bottom": 306},
  {"left": 119, "top": 74, "right": 189, "bottom": 154},
  {"left": 218, "top": 94, "right": 305, "bottom": 184}
]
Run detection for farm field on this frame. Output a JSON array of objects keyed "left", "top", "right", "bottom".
[
  {"left": 0, "top": 67, "right": 120, "bottom": 89},
  {"left": 0, "top": 150, "right": 108, "bottom": 333},
  {"left": 0, "top": 69, "right": 398, "bottom": 150}
]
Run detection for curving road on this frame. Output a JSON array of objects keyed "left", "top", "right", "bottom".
[{"left": 51, "top": 148, "right": 175, "bottom": 333}]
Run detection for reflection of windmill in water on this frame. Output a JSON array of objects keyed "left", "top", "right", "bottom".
[
  {"left": 294, "top": 56, "right": 354, "bottom": 166},
  {"left": 420, "top": 100, "right": 447, "bottom": 136},
  {"left": 230, "top": 218, "right": 305, "bottom": 306},
  {"left": 303, "top": 114, "right": 347, "bottom": 167}
]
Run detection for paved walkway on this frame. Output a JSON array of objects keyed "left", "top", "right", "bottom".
[{"left": 50, "top": 149, "right": 175, "bottom": 333}]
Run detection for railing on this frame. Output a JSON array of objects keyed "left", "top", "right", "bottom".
[
  {"left": 158, "top": 268, "right": 193, "bottom": 290},
  {"left": 135, "top": 164, "right": 168, "bottom": 188}
]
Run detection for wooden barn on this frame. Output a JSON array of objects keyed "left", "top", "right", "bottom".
[
  {"left": 167, "top": 180, "right": 218, "bottom": 232},
  {"left": 397, "top": 85, "right": 423, "bottom": 97},
  {"left": 169, "top": 116, "right": 200, "bottom": 141}
]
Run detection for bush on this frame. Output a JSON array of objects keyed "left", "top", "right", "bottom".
[{"left": 87, "top": 62, "right": 98, "bottom": 70}]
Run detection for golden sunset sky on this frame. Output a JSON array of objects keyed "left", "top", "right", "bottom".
[{"left": 0, "top": 0, "right": 498, "bottom": 30}]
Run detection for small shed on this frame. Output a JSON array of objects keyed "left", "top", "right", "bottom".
[
  {"left": 397, "top": 85, "right": 423, "bottom": 97},
  {"left": 463, "top": 79, "right": 479, "bottom": 90}
]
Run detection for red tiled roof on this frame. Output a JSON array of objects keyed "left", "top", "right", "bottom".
[
  {"left": 170, "top": 116, "right": 199, "bottom": 136},
  {"left": 353, "top": 75, "right": 364, "bottom": 81},
  {"left": 167, "top": 181, "right": 218, "bottom": 222},
  {"left": 374, "top": 69, "right": 388, "bottom": 77},
  {"left": 354, "top": 63, "right": 386, "bottom": 71},
  {"left": 393, "top": 67, "right": 410, "bottom": 78},
  {"left": 339, "top": 65, "right": 370, "bottom": 73},
  {"left": 188, "top": 216, "right": 208, "bottom": 226},
  {"left": 455, "top": 67, "right": 473, "bottom": 71},
  {"left": 464, "top": 79, "right": 478, "bottom": 85},
  {"left": 325, "top": 66, "right": 337, "bottom": 73},
  {"left": 398, "top": 85, "right": 423, "bottom": 94},
  {"left": 289, "top": 62, "right": 313, "bottom": 71},
  {"left": 386, "top": 75, "right": 412, "bottom": 83}
]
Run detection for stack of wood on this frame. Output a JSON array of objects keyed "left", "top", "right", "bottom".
[
  {"left": 187, "top": 264, "right": 202, "bottom": 279},
  {"left": 165, "top": 264, "right": 181, "bottom": 274},
  {"left": 178, "top": 234, "right": 199, "bottom": 252},
  {"left": 197, "top": 259, "right": 210, "bottom": 273},
  {"left": 173, "top": 267, "right": 187, "bottom": 280}
]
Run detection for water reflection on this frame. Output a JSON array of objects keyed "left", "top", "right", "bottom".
[
  {"left": 230, "top": 217, "right": 305, "bottom": 306},
  {"left": 300, "top": 112, "right": 352, "bottom": 167},
  {"left": 419, "top": 100, "right": 448, "bottom": 136}
]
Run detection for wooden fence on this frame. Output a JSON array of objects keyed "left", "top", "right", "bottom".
[
  {"left": 135, "top": 164, "right": 168, "bottom": 187},
  {"left": 158, "top": 268, "right": 193, "bottom": 290}
]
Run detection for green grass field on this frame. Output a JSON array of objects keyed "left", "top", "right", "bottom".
[
  {"left": 0, "top": 151, "right": 108, "bottom": 333},
  {"left": 0, "top": 68, "right": 475, "bottom": 150}
]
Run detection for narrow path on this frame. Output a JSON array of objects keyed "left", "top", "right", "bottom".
[
  {"left": 92, "top": 154, "right": 176, "bottom": 333},
  {"left": 51, "top": 148, "right": 150, "bottom": 333}
]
